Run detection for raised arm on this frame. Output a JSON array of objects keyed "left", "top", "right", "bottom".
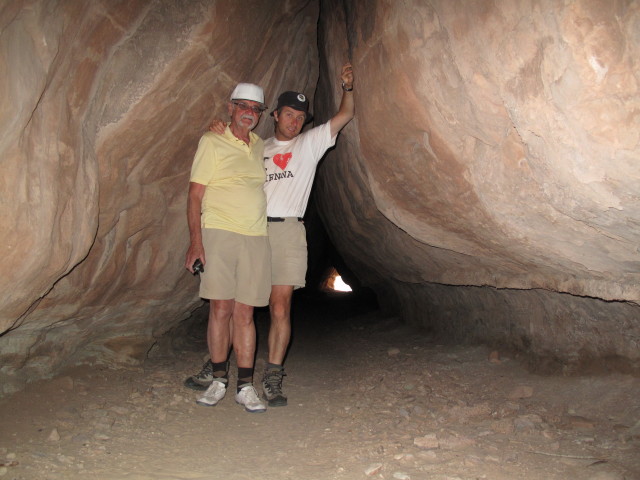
[{"left": 329, "top": 62, "right": 355, "bottom": 138}]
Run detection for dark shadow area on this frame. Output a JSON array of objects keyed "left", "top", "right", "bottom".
[{"left": 167, "top": 286, "right": 380, "bottom": 363}]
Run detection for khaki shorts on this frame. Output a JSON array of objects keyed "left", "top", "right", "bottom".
[
  {"left": 199, "top": 228, "right": 271, "bottom": 306},
  {"left": 268, "top": 219, "right": 307, "bottom": 289}
]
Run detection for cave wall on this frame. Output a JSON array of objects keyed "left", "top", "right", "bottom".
[
  {"left": 1, "top": 0, "right": 639, "bottom": 395},
  {"left": 313, "top": 0, "right": 640, "bottom": 366},
  {"left": 0, "top": 0, "right": 319, "bottom": 395}
]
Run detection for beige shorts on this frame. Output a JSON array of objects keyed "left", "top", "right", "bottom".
[
  {"left": 199, "top": 228, "right": 271, "bottom": 306},
  {"left": 268, "top": 219, "right": 307, "bottom": 289}
]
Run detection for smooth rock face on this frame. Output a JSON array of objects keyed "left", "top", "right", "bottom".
[
  {"left": 1, "top": 0, "right": 639, "bottom": 394},
  {"left": 313, "top": 0, "right": 639, "bottom": 364},
  {"left": 0, "top": 0, "right": 319, "bottom": 393}
]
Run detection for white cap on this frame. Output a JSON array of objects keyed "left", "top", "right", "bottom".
[{"left": 230, "top": 83, "right": 265, "bottom": 105}]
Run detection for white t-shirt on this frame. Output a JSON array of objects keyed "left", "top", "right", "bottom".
[{"left": 263, "top": 121, "right": 336, "bottom": 217}]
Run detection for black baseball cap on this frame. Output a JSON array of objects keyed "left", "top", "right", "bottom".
[{"left": 271, "top": 91, "right": 313, "bottom": 123}]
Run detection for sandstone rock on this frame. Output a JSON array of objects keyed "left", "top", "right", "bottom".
[
  {"left": 314, "top": 0, "right": 640, "bottom": 368},
  {"left": 1, "top": 0, "right": 640, "bottom": 397},
  {"left": 364, "top": 463, "right": 383, "bottom": 476},
  {"left": 413, "top": 433, "right": 439, "bottom": 449},
  {"left": 562, "top": 414, "right": 596, "bottom": 430},
  {"left": 0, "top": 0, "right": 319, "bottom": 393},
  {"left": 438, "top": 433, "right": 476, "bottom": 451},
  {"left": 508, "top": 385, "right": 534, "bottom": 399},
  {"left": 416, "top": 450, "right": 438, "bottom": 462},
  {"left": 491, "top": 418, "right": 515, "bottom": 435},
  {"left": 488, "top": 351, "right": 501, "bottom": 364},
  {"left": 47, "top": 428, "right": 60, "bottom": 442},
  {"left": 393, "top": 472, "right": 411, "bottom": 480}
]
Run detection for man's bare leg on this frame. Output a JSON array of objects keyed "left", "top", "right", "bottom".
[
  {"left": 196, "top": 299, "right": 234, "bottom": 406},
  {"left": 262, "top": 285, "right": 294, "bottom": 406},
  {"left": 185, "top": 304, "right": 232, "bottom": 390},
  {"left": 231, "top": 301, "right": 256, "bottom": 371},
  {"left": 231, "top": 301, "right": 266, "bottom": 412},
  {"left": 208, "top": 299, "right": 234, "bottom": 363},
  {"left": 268, "top": 285, "right": 294, "bottom": 364}
]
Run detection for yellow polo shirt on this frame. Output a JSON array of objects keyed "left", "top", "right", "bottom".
[{"left": 190, "top": 128, "right": 266, "bottom": 236}]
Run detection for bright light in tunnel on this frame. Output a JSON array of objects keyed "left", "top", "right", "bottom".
[{"left": 333, "top": 275, "right": 352, "bottom": 292}]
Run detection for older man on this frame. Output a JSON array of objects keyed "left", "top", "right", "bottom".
[
  {"left": 185, "top": 83, "right": 270, "bottom": 413},
  {"left": 186, "top": 64, "right": 355, "bottom": 408}
]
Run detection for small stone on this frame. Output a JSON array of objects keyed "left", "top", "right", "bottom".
[
  {"left": 513, "top": 415, "right": 536, "bottom": 431},
  {"left": 523, "top": 413, "right": 543, "bottom": 423},
  {"left": 47, "top": 428, "right": 60, "bottom": 442},
  {"left": 109, "top": 406, "right": 129, "bottom": 416},
  {"left": 393, "top": 453, "right": 415, "bottom": 463},
  {"left": 393, "top": 472, "right": 411, "bottom": 479},
  {"left": 562, "top": 415, "right": 595, "bottom": 430},
  {"left": 488, "top": 351, "right": 501, "bottom": 364},
  {"left": 387, "top": 347, "right": 401, "bottom": 356},
  {"left": 417, "top": 450, "right": 438, "bottom": 462},
  {"left": 413, "top": 433, "right": 439, "bottom": 449},
  {"left": 463, "top": 455, "right": 481, "bottom": 467},
  {"left": 508, "top": 385, "right": 534, "bottom": 399},
  {"left": 71, "top": 433, "right": 91, "bottom": 445},
  {"left": 491, "top": 419, "right": 514, "bottom": 434},
  {"left": 364, "top": 463, "right": 383, "bottom": 476},
  {"left": 438, "top": 434, "right": 476, "bottom": 450}
]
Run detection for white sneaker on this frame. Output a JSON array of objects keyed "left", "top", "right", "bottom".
[
  {"left": 196, "top": 379, "right": 227, "bottom": 406},
  {"left": 235, "top": 384, "right": 267, "bottom": 413}
]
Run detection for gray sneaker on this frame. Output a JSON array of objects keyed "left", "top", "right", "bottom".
[
  {"left": 184, "top": 360, "right": 213, "bottom": 391},
  {"left": 235, "top": 384, "right": 267, "bottom": 413},
  {"left": 196, "top": 379, "right": 227, "bottom": 407},
  {"left": 262, "top": 368, "right": 288, "bottom": 407}
]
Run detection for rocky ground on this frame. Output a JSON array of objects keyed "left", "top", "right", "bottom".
[{"left": 0, "top": 290, "right": 639, "bottom": 480}]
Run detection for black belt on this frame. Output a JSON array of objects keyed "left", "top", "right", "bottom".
[{"left": 267, "top": 216, "right": 303, "bottom": 222}]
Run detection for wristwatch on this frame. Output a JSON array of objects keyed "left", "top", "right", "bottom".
[{"left": 342, "top": 82, "right": 353, "bottom": 92}]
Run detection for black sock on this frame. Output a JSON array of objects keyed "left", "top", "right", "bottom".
[
  {"left": 212, "top": 361, "right": 228, "bottom": 383},
  {"left": 267, "top": 363, "right": 283, "bottom": 371},
  {"left": 237, "top": 367, "right": 254, "bottom": 392}
]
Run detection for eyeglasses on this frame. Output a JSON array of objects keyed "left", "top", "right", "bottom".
[{"left": 232, "top": 101, "right": 266, "bottom": 115}]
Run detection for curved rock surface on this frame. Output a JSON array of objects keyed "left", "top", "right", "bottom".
[
  {"left": 313, "top": 0, "right": 639, "bottom": 366},
  {"left": 1, "top": 0, "right": 639, "bottom": 394},
  {"left": 0, "top": 0, "right": 319, "bottom": 393}
]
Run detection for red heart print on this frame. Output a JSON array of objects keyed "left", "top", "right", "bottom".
[{"left": 273, "top": 152, "right": 292, "bottom": 170}]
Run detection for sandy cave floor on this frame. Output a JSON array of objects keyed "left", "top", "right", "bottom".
[{"left": 0, "top": 291, "right": 639, "bottom": 480}]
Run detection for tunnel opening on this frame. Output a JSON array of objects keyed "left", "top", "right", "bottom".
[{"left": 327, "top": 270, "right": 352, "bottom": 292}]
